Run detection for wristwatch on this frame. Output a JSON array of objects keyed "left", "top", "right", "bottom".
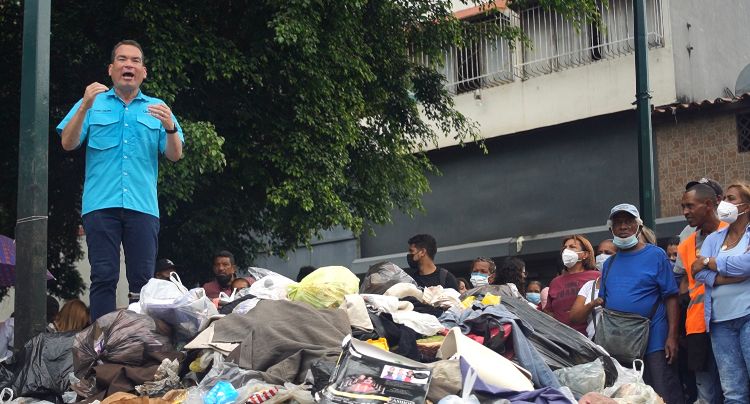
[
  {"left": 165, "top": 125, "right": 178, "bottom": 134},
  {"left": 702, "top": 257, "right": 710, "bottom": 266}
]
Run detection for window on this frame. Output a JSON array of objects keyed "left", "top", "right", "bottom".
[
  {"left": 518, "top": 0, "right": 664, "bottom": 79},
  {"left": 737, "top": 112, "right": 750, "bottom": 153},
  {"left": 444, "top": 11, "right": 514, "bottom": 94}
]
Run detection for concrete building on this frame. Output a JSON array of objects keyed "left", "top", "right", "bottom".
[{"left": 255, "top": 0, "right": 750, "bottom": 286}]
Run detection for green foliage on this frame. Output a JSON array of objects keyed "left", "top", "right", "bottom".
[
  {"left": 0, "top": 0, "right": 601, "bottom": 294},
  {"left": 159, "top": 121, "right": 226, "bottom": 216}
]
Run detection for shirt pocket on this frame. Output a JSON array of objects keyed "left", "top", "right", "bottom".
[
  {"left": 136, "top": 114, "right": 162, "bottom": 131},
  {"left": 88, "top": 112, "right": 120, "bottom": 150},
  {"left": 134, "top": 114, "right": 162, "bottom": 159}
]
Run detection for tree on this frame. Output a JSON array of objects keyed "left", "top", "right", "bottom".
[{"left": 0, "top": 0, "right": 600, "bottom": 295}]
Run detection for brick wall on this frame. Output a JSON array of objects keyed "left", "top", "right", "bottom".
[{"left": 655, "top": 108, "right": 750, "bottom": 217}]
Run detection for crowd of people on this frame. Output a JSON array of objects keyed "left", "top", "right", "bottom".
[
  {"left": 47, "top": 38, "right": 750, "bottom": 402},
  {"left": 402, "top": 178, "right": 747, "bottom": 404}
]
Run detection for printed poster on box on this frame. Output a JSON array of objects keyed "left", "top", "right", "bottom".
[{"left": 318, "top": 336, "right": 432, "bottom": 404}]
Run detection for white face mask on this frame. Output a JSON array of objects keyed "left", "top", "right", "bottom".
[
  {"left": 561, "top": 248, "right": 581, "bottom": 268},
  {"left": 718, "top": 200, "right": 747, "bottom": 224},
  {"left": 595, "top": 253, "right": 611, "bottom": 270}
]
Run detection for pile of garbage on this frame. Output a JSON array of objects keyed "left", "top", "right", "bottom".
[{"left": 0, "top": 262, "right": 665, "bottom": 404}]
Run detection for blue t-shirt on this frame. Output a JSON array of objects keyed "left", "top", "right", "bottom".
[
  {"left": 598, "top": 244, "right": 679, "bottom": 354},
  {"left": 56, "top": 89, "right": 185, "bottom": 218}
]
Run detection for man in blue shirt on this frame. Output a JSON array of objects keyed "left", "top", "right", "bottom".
[
  {"left": 56, "top": 40, "right": 184, "bottom": 320},
  {"left": 599, "top": 204, "right": 683, "bottom": 404}
]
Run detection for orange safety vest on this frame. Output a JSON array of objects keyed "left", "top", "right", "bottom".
[{"left": 678, "top": 222, "right": 728, "bottom": 335}]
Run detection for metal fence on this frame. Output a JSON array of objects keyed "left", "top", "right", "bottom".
[{"left": 437, "top": 0, "right": 664, "bottom": 94}]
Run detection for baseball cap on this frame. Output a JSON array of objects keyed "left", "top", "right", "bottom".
[
  {"left": 685, "top": 178, "right": 723, "bottom": 197},
  {"left": 609, "top": 203, "right": 640, "bottom": 219},
  {"left": 155, "top": 258, "right": 177, "bottom": 273}
]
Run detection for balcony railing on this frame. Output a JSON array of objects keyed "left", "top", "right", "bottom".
[{"left": 435, "top": 0, "right": 664, "bottom": 94}]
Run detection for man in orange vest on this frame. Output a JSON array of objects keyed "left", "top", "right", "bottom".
[{"left": 675, "top": 183, "right": 725, "bottom": 404}]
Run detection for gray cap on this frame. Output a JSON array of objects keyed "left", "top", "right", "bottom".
[{"left": 609, "top": 203, "right": 640, "bottom": 219}]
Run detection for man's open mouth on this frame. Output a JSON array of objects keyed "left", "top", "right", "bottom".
[{"left": 122, "top": 72, "right": 135, "bottom": 78}]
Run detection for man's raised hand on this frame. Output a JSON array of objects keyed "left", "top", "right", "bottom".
[{"left": 82, "top": 82, "right": 109, "bottom": 109}]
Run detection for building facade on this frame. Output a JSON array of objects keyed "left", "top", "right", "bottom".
[{"left": 256, "top": 0, "right": 750, "bottom": 285}]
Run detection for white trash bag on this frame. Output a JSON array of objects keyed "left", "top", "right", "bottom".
[{"left": 140, "top": 273, "right": 218, "bottom": 342}]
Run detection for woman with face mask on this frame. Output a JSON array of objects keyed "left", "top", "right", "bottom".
[
  {"left": 693, "top": 183, "right": 750, "bottom": 403},
  {"left": 544, "top": 235, "right": 601, "bottom": 335}
]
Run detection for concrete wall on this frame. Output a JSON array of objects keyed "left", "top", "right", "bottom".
[
  {"left": 360, "top": 112, "right": 641, "bottom": 260},
  {"left": 251, "top": 227, "right": 359, "bottom": 279},
  {"left": 669, "top": 0, "right": 750, "bottom": 101}
]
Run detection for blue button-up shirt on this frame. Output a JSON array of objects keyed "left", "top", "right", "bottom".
[
  {"left": 56, "top": 89, "right": 184, "bottom": 218},
  {"left": 696, "top": 225, "right": 750, "bottom": 331}
]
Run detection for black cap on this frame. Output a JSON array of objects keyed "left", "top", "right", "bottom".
[
  {"left": 686, "top": 178, "right": 723, "bottom": 197},
  {"left": 155, "top": 258, "right": 177, "bottom": 273}
]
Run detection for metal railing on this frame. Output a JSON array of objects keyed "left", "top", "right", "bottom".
[{"left": 435, "top": 0, "right": 664, "bottom": 94}]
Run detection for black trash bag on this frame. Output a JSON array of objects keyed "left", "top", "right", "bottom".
[
  {"left": 72, "top": 310, "right": 173, "bottom": 378},
  {"left": 498, "top": 294, "right": 612, "bottom": 373},
  {"left": 310, "top": 360, "right": 336, "bottom": 395},
  {"left": 0, "top": 363, "right": 14, "bottom": 390},
  {"left": 12, "top": 331, "right": 76, "bottom": 399},
  {"left": 360, "top": 261, "right": 416, "bottom": 295}
]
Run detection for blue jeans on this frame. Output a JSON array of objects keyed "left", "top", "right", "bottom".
[
  {"left": 694, "top": 346, "right": 723, "bottom": 404},
  {"left": 82, "top": 208, "right": 159, "bottom": 321},
  {"left": 711, "top": 313, "right": 750, "bottom": 404}
]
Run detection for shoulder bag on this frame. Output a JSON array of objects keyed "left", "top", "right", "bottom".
[{"left": 593, "top": 254, "right": 660, "bottom": 364}]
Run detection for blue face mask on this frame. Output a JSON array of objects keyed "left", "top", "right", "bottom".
[
  {"left": 470, "top": 272, "right": 489, "bottom": 287},
  {"left": 526, "top": 292, "right": 541, "bottom": 304},
  {"left": 612, "top": 229, "right": 640, "bottom": 249}
]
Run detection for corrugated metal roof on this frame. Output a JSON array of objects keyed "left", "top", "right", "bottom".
[{"left": 654, "top": 93, "right": 750, "bottom": 114}]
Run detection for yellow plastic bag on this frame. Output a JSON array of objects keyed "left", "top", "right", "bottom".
[
  {"left": 481, "top": 293, "right": 501, "bottom": 306},
  {"left": 461, "top": 296, "right": 476, "bottom": 309},
  {"left": 287, "top": 266, "right": 359, "bottom": 308}
]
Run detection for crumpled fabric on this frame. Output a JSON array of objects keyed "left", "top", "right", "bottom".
[
  {"left": 423, "top": 286, "right": 462, "bottom": 309},
  {"left": 342, "top": 295, "right": 374, "bottom": 331},
  {"left": 135, "top": 358, "right": 181, "bottom": 397},
  {"left": 390, "top": 311, "right": 444, "bottom": 337},
  {"left": 360, "top": 294, "right": 412, "bottom": 314},
  {"left": 384, "top": 283, "right": 423, "bottom": 301},
  {"left": 213, "top": 300, "right": 349, "bottom": 384}
]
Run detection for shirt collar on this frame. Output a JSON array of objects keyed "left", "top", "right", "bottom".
[{"left": 105, "top": 87, "right": 149, "bottom": 103}]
